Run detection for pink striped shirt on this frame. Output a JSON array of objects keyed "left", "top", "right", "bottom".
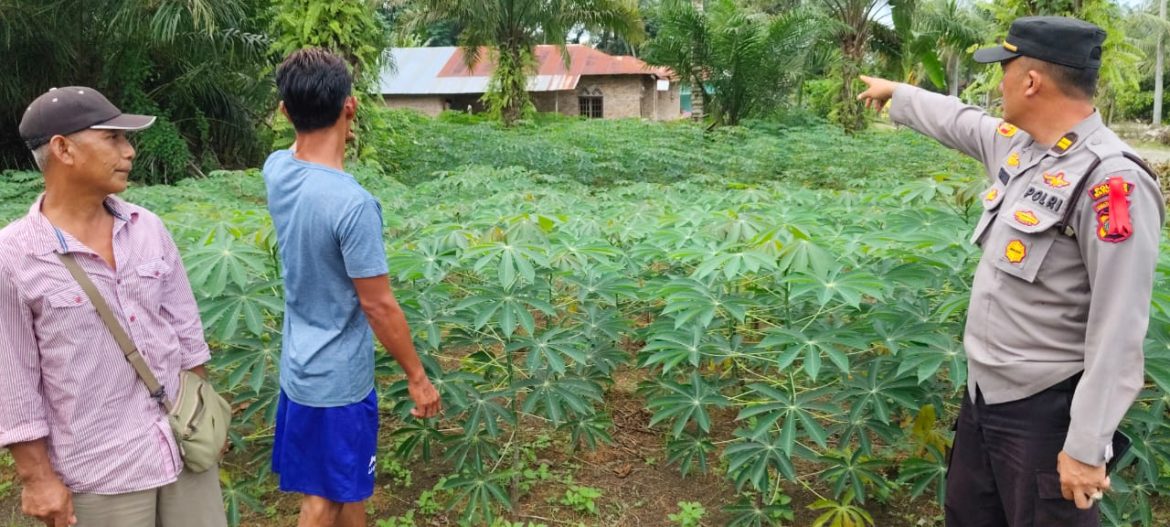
[{"left": 0, "top": 194, "right": 211, "bottom": 494}]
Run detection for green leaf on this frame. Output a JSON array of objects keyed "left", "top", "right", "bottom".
[
  {"left": 647, "top": 372, "right": 731, "bottom": 439},
  {"left": 736, "top": 382, "right": 833, "bottom": 452},
  {"left": 723, "top": 429, "right": 797, "bottom": 494},
  {"left": 759, "top": 324, "right": 865, "bottom": 381}
]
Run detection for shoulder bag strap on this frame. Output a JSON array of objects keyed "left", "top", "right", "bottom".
[{"left": 57, "top": 252, "right": 173, "bottom": 412}]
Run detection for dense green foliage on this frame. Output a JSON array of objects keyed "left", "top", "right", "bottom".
[
  {"left": 0, "top": 0, "right": 273, "bottom": 181},
  {"left": 5, "top": 115, "right": 1167, "bottom": 525},
  {"left": 6, "top": 0, "right": 1170, "bottom": 182},
  {"left": 641, "top": 0, "right": 825, "bottom": 126},
  {"left": 0, "top": 0, "right": 392, "bottom": 181}
]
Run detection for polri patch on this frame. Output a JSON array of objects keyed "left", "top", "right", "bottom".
[
  {"left": 998, "top": 122, "right": 1019, "bottom": 138},
  {"left": 1022, "top": 186, "right": 1065, "bottom": 214},
  {"left": 1005, "top": 240, "right": 1027, "bottom": 264}
]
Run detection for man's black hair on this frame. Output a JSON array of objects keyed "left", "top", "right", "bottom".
[
  {"left": 275, "top": 48, "right": 354, "bottom": 132},
  {"left": 1024, "top": 57, "right": 1099, "bottom": 100}
]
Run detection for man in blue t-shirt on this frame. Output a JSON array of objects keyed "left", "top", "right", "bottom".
[{"left": 264, "top": 48, "right": 441, "bottom": 527}]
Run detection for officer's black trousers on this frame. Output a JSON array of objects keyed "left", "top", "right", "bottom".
[{"left": 945, "top": 376, "right": 1099, "bottom": 527}]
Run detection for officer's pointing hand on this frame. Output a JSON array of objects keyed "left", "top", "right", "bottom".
[
  {"left": 857, "top": 76, "right": 898, "bottom": 112},
  {"left": 1057, "top": 450, "right": 1109, "bottom": 510}
]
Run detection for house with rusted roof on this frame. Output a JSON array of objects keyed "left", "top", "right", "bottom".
[{"left": 379, "top": 45, "right": 682, "bottom": 121}]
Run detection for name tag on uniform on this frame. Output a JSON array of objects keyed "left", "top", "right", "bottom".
[{"left": 1021, "top": 186, "right": 1065, "bottom": 214}]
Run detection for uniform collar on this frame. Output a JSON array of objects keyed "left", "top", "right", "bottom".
[
  {"left": 26, "top": 193, "right": 139, "bottom": 255},
  {"left": 1044, "top": 111, "right": 1103, "bottom": 158}
]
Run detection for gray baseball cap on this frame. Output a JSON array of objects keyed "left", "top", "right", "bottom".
[{"left": 19, "top": 86, "right": 156, "bottom": 149}]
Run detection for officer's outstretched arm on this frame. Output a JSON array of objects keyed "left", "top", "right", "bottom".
[
  {"left": 884, "top": 83, "right": 1017, "bottom": 181},
  {"left": 1066, "top": 164, "right": 1165, "bottom": 467}
]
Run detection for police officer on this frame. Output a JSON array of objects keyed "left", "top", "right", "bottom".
[{"left": 858, "top": 16, "right": 1164, "bottom": 526}]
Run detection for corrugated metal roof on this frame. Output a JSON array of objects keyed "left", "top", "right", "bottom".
[{"left": 380, "top": 45, "right": 673, "bottom": 96}]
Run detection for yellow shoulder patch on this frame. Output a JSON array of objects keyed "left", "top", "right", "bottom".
[{"left": 997, "top": 122, "right": 1018, "bottom": 138}]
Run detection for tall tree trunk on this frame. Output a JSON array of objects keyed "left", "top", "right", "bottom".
[
  {"left": 949, "top": 53, "right": 961, "bottom": 97},
  {"left": 691, "top": 0, "right": 705, "bottom": 121},
  {"left": 1156, "top": 0, "right": 1166, "bottom": 126},
  {"left": 836, "top": 37, "right": 867, "bottom": 133},
  {"left": 492, "top": 44, "right": 530, "bottom": 126}
]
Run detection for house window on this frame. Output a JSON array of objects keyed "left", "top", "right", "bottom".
[{"left": 578, "top": 88, "right": 603, "bottom": 118}]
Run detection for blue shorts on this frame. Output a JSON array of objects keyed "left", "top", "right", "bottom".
[{"left": 272, "top": 389, "right": 379, "bottom": 503}]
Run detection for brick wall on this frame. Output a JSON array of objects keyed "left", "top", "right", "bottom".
[
  {"left": 656, "top": 82, "right": 682, "bottom": 121},
  {"left": 536, "top": 76, "right": 682, "bottom": 121},
  {"left": 384, "top": 78, "right": 682, "bottom": 121},
  {"left": 578, "top": 75, "right": 643, "bottom": 118},
  {"left": 637, "top": 78, "right": 683, "bottom": 121}
]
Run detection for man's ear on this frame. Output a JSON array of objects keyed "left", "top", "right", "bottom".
[
  {"left": 48, "top": 135, "right": 74, "bottom": 167},
  {"left": 344, "top": 96, "right": 358, "bottom": 121},
  {"left": 279, "top": 100, "right": 291, "bottom": 123},
  {"left": 1025, "top": 69, "right": 1042, "bottom": 97}
]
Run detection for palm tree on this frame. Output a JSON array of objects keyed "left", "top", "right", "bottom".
[
  {"left": 643, "top": 0, "right": 709, "bottom": 121},
  {"left": 983, "top": 0, "right": 1143, "bottom": 123},
  {"left": 408, "top": 0, "right": 645, "bottom": 125},
  {"left": 643, "top": 0, "right": 825, "bottom": 126},
  {"left": 819, "top": 0, "right": 887, "bottom": 132},
  {"left": 0, "top": 0, "right": 271, "bottom": 178},
  {"left": 1157, "top": 0, "right": 1165, "bottom": 126},
  {"left": 1128, "top": 0, "right": 1170, "bottom": 125},
  {"left": 881, "top": 0, "right": 988, "bottom": 96},
  {"left": 692, "top": 0, "right": 706, "bottom": 119},
  {"left": 920, "top": 0, "right": 989, "bottom": 96}
]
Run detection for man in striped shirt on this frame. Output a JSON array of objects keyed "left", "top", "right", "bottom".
[{"left": 0, "top": 87, "right": 226, "bottom": 526}]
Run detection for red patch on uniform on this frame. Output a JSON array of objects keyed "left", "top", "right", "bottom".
[
  {"left": 1088, "top": 180, "right": 1132, "bottom": 201},
  {"left": 1098, "top": 176, "right": 1134, "bottom": 243},
  {"left": 1096, "top": 210, "right": 1130, "bottom": 243}
]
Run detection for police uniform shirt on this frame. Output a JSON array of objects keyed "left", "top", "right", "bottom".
[{"left": 890, "top": 84, "right": 1165, "bottom": 466}]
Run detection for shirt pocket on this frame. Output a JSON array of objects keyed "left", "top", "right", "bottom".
[
  {"left": 136, "top": 258, "right": 173, "bottom": 281},
  {"left": 134, "top": 258, "right": 172, "bottom": 306},
  {"left": 39, "top": 285, "right": 94, "bottom": 369},
  {"left": 46, "top": 284, "right": 92, "bottom": 309},
  {"left": 991, "top": 201, "right": 1061, "bottom": 283}
]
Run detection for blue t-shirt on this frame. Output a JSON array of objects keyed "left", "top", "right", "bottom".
[{"left": 262, "top": 150, "right": 389, "bottom": 407}]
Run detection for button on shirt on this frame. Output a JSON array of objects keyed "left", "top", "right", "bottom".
[
  {"left": 891, "top": 85, "right": 1166, "bottom": 465},
  {"left": 0, "top": 195, "right": 211, "bottom": 493}
]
